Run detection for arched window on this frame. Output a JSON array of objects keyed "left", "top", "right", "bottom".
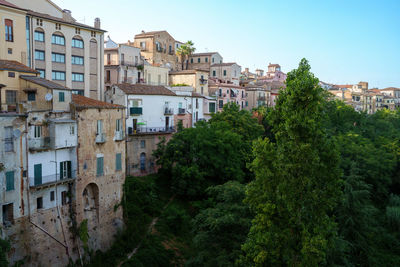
[
  {"left": 72, "top": 36, "right": 84, "bottom": 48},
  {"left": 140, "top": 153, "right": 146, "bottom": 171},
  {"left": 52, "top": 32, "right": 65, "bottom": 45},
  {"left": 5, "top": 19, "right": 13, "bottom": 42},
  {"left": 34, "top": 28, "right": 45, "bottom": 42}
]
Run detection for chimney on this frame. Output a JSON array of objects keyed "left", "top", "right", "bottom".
[
  {"left": 62, "top": 9, "right": 74, "bottom": 22},
  {"left": 94, "top": 18, "right": 101, "bottom": 29}
]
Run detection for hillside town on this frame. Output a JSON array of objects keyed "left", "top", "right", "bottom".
[{"left": 0, "top": 0, "right": 399, "bottom": 266}]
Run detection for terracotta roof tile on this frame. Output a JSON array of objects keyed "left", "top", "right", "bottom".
[
  {"left": 115, "top": 83, "right": 176, "bottom": 96},
  {"left": 0, "top": 60, "right": 38, "bottom": 73},
  {"left": 20, "top": 75, "right": 71, "bottom": 90},
  {"left": 72, "top": 94, "right": 123, "bottom": 109}
]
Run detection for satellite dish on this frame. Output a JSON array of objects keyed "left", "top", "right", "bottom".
[
  {"left": 13, "top": 129, "right": 21, "bottom": 138},
  {"left": 45, "top": 93, "right": 53, "bottom": 101}
]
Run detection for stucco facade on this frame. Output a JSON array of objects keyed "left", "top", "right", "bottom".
[
  {"left": 143, "top": 64, "right": 169, "bottom": 86},
  {"left": 210, "top": 63, "right": 241, "bottom": 86},
  {"left": 188, "top": 52, "right": 223, "bottom": 72},
  {"left": 169, "top": 69, "right": 209, "bottom": 96}
]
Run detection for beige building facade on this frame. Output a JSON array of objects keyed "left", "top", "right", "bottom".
[
  {"left": 169, "top": 69, "right": 209, "bottom": 96},
  {"left": 210, "top": 62, "right": 241, "bottom": 85},
  {"left": 188, "top": 52, "right": 223, "bottom": 71}
]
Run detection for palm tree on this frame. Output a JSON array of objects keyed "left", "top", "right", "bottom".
[
  {"left": 176, "top": 41, "right": 196, "bottom": 70},
  {"left": 176, "top": 44, "right": 186, "bottom": 70}
]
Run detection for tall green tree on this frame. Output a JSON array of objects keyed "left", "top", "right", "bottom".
[
  {"left": 176, "top": 41, "right": 196, "bottom": 70},
  {"left": 241, "top": 59, "right": 342, "bottom": 266}
]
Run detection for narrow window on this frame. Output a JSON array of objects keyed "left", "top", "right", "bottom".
[
  {"left": 116, "top": 153, "right": 122, "bottom": 171},
  {"left": 37, "top": 197, "right": 43, "bottom": 209},
  {"left": 59, "top": 92, "right": 65, "bottom": 102},
  {"left": 50, "top": 191, "right": 55, "bottom": 201},
  {"left": 61, "top": 191, "right": 68, "bottom": 205},
  {"left": 28, "top": 92, "right": 36, "bottom": 101},
  {"left": 223, "top": 70, "right": 227, "bottom": 76},
  {"left": 5, "top": 19, "right": 13, "bottom": 42},
  {"left": 34, "top": 164, "right": 42, "bottom": 185},
  {"left": 116, "top": 119, "right": 121, "bottom": 132},
  {"left": 140, "top": 140, "right": 146, "bottom": 148},
  {"left": 60, "top": 161, "right": 72, "bottom": 179},
  {"left": 5, "top": 171, "right": 15, "bottom": 191},
  {"left": 197, "top": 58, "right": 200, "bottom": 63},
  {"left": 34, "top": 125, "right": 42, "bottom": 138},
  {"left": 96, "top": 157, "right": 104, "bottom": 176}
]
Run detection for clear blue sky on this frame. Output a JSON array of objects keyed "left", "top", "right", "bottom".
[{"left": 53, "top": 0, "right": 400, "bottom": 88}]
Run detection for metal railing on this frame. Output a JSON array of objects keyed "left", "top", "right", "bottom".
[
  {"left": 178, "top": 108, "right": 186, "bottom": 114},
  {"left": 30, "top": 170, "right": 77, "bottom": 188},
  {"left": 95, "top": 133, "right": 106, "bottom": 143},
  {"left": 28, "top": 137, "right": 51, "bottom": 150},
  {"left": 129, "top": 126, "right": 175, "bottom": 135},
  {"left": 164, "top": 107, "right": 174, "bottom": 115},
  {"left": 114, "top": 131, "right": 125, "bottom": 141}
]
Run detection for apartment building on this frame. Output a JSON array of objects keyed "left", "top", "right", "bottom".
[
  {"left": 70, "top": 94, "right": 125, "bottom": 252},
  {"left": 143, "top": 63, "right": 169, "bottom": 86},
  {"left": 130, "top": 30, "right": 182, "bottom": 71},
  {"left": 209, "top": 78, "right": 247, "bottom": 111},
  {"left": 6, "top": 0, "right": 106, "bottom": 99},
  {"left": 105, "top": 83, "right": 204, "bottom": 176},
  {"left": 169, "top": 69, "right": 209, "bottom": 96},
  {"left": 104, "top": 36, "right": 143, "bottom": 90},
  {"left": 210, "top": 62, "right": 241, "bottom": 85},
  {"left": 245, "top": 85, "right": 271, "bottom": 110},
  {"left": 187, "top": 52, "right": 223, "bottom": 71}
]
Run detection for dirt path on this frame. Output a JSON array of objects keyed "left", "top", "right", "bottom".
[{"left": 118, "top": 195, "right": 175, "bottom": 267}]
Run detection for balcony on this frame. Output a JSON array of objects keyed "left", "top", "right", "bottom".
[
  {"left": 30, "top": 171, "right": 76, "bottom": 190},
  {"left": 114, "top": 131, "right": 125, "bottom": 141},
  {"left": 168, "top": 50, "right": 175, "bottom": 55},
  {"left": 178, "top": 108, "right": 186, "bottom": 114},
  {"left": 28, "top": 137, "right": 51, "bottom": 151},
  {"left": 199, "top": 78, "right": 208, "bottom": 85},
  {"left": 128, "top": 126, "right": 175, "bottom": 135},
  {"left": 164, "top": 107, "right": 174, "bottom": 115},
  {"left": 130, "top": 107, "right": 143, "bottom": 115},
  {"left": 95, "top": 133, "right": 106, "bottom": 143},
  {"left": 121, "top": 61, "right": 139, "bottom": 67}
]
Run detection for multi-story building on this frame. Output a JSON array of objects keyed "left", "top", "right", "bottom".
[
  {"left": 187, "top": 52, "right": 223, "bottom": 71},
  {"left": 6, "top": 0, "right": 106, "bottom": 99},
  {"left": 210, "top": 62, "right": 241, "bottom": 86},
  {"left": 130, "top": 30, "right": 182, "bottom": 71},
  {"left": 143, "top": 63, "right": 169, "bottom": 86},
  {"left": 245, "top": 85, "right": 271, "bottom": 110},
  {"left": 105, "top": 83, "right": 204, "bottom": 176},
  {"left": 209, "top": 78, "right": 246, "bottom": 111},
  {"left": 169, "top": 69, "right": 209, "bottom": 96},
  {"left": 104, "top": 36, "right": 143, "bottom": 90},
  {"left": 70, "top": 94, "right": 125, "bottom": 252}
]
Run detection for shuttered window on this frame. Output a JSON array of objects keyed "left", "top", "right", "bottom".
[
  {"left": 4, "top": 126, "right": 13, "bottom": 152},
  {"left": 5, "top": 19, "right": 13, "bottom": 42},
  {"left": 34, "top": 164, "right": 42, "bottom": 185},
  {"left": 5, "top": 171, "right": 14, "bottom": 191},
  {"left": 116, "top": 153, "right": 122, "bottom": 171},
  {"left": 60, "top": 161, "right": 72, "bottom": 179},
  {"left": 96, "top": 157, "right": 104, "bottom": 176},
  {"left": 59, "top": 92, "right": 65, "bottom": 102}
]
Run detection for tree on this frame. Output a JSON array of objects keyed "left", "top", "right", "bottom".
[
  {"left": 187, "top": 181, "right": 252, "bottom": 267},
  {"left": 241, "top": 59, "right": 342, "bottom": 266},
  {"left": 176, "top": 41, "right": 196, "bottom": 70}
]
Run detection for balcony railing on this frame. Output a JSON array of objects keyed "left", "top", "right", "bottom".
[
  {"left": 95, "top": 133, "right": 106, "bottom": 143},
  {"left": 30, "top": 170, "right": 77, "bottom": 189},
  {"left": 168, "top": 50, "right": 175, "bottom": 55},
  {"left": 178, "top": 108, "right": 186, "bottom": 114},
  {"left": 164, "top": 107, "right": 174, "bottom": 115},
  {"left": 128, "top": 126, "right": 175, "bottom": 135},
  {"left": 199, "top": 78, "right": 208, "bottom": 85},
  {"left": 28, "top": 137, "right": 51, "bottom": 151},
  {"left": 130, "top": 107, "right": 143, "bottom": 115},
  {"left": 114, "top": 131, "right": 125, "bottom": 141}
]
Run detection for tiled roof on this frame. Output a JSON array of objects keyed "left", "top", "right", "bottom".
[
  {"left": 381, "top": 87, "right": 400, "bottom": 91},
  {"left": 0, "top": 0, "right": 23, "bottom": 9},
  {"left": 20, "top": 75, "right": 71, "bottom": 90},
  {"left": 211, "top": 62, "right": 239, "bottom": 67},
  {"left": 72, "top": 94, "right": 123, "bottom": 109},
  {"left": 0, "top": 60, "right": 38, "bottom": 73},
  {"left": 115, "top": 84, "right": 176, "bottom": 96},
  {"left": 335, "top": 84, "right": 353, "bottom": 89},
  {"left": 27, "top": 10, "right": 105, "bottom": 32}
]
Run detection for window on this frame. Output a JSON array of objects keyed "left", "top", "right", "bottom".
[
  {"left": 37, "top": 197, "right": 43, "bottom": 209},
  {"left": 34, "top": 31, "right": 44, "bottom": 42},
  {"left": 8, "top": 48, "right": 12, "bottom": 54},
  {"left": 72, "top": 90, "right": 84, "bottom": 96},
  {"left": 6, "top": 90, "right": 16, "bottom": 104},
  {"left": 72, "top": 73, "right": 84, "bottom": 82},
  {"left": 52, "top": 71, "right": 65, "bottom": 81},
  {"left": 213, "top": 70, "right": 216, "bottom": 77},
  {"left": 4, "top": 127, "right": 13, "bottom": 152},
  {"left": 219, "top": 100, "right": 224, "bottom": 108},
  {"left": 37, "top": 69, "right": 45, "bottom": 78},
  {"left": 34, "top": 125, "right": 42, "bottom": 138},
  {"left": 36, "top": 19, "right": 43, "bottom": 26},
  {"left": 8, "top": 72, "right": 15, "bottom": 78},
  {"left": 201, "top": 87, "right": 204, "bottom": 94},
  {"left": 116, "top": 119, "right": 121, "bottom": 132},
  {"left": 196, "top": 98, "right": 198, "bottom": 109},
  {"left": 51, "top": 34, "right": 65, "bottom": 45},
  {"left": 52, "top": 53, "right": 65, "bottom": 63},
  {"left": 71, "top": 55, "right": 84, "bottom": 65},
  {"left": 96, "top": 157, "right": 104, "bottom": 176},
  {"left": 61, "top": 191, "right": 68, "bottom": 205},
  {"left": 91, "top": 31, "right": 96, "bottom": 37},
  {"left": 106, "top": 70, "right": 110, "bottom": 82},
  {"left": 35, "top": 50, "right": 45, "bottom": 60},
  {"left": 205, "top": 57, "right": 208, "bottom": 63},
  {"left": 60, "top": 161, "right": 72, "bottom": 179},
  {"left": 179, "top": 102, "right": 183, "bottom": 109},
  {"left": 5, "top": 19, "right": 13, "bottom": 42},
  {"left": 121, "top": 53, "right": 125, "bottom": 64},
  {"left": 223, "top": 70, "right": 227, "bottom": 76},
  {"left": 70, "top": 125, "right": 75, "bottom": 135},
  {"left": 140, "top": 140, "right": 146, "bottom": 148},
  {"left": 190, "top": 58, "right": 193, "bottom": 63},
  {"left": 59, "top": 92, "right": 65, "bottom": 102},
  {"left": 75, "top": 28, "right": 80, "bottom": 34},
  {"left": 72, "top": 38, "right": 83, "bottom": 48},
  {"left": 97, "top": 120, "right": 103, "bottom": 134},
  {"left": 140, "top": 41, "right": 146, "bottom": 49},
  {"left": 212, "top": 58, "right": 215, "bottom": 63},
  {"left": 27, "top": 92, "right": 36, "bottom": 101},
  {"left": 5, "top": 171, "right": 14, "bottom": 191},
  {"left": 116, "top": 153, "right": 122, "bottom": 171},
  {"left": 50, "top": 191, "right": 55, "bottom": 201},
  {"left": 209, "top": 102, "right": 216, "bottom": 113},
  {"left": 197, "top": 58, "right": 200, "bottom": 63},
  {"left": 55, "top": 23, "right": 61, "bottom": 30}
]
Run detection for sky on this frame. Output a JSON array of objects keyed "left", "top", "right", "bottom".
[{"left": 52, "top": 0, "right": 400, "bottom": 88}]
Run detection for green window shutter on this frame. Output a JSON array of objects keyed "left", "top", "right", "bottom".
[
  {"left": 60, "top": 162, "right": 64, "bottom": 179},
  {"left": 116, "top": 153, "right": 122, "bottom": 171},
  {"left": 97, "top": 157, "right": 104, "bottom": 176},
  {"left": 6, "top": 171, "right": 14, "bottom": 191},
  {"left": 67, "top": 161, "right": 72, "bottom": 178},
  {"left": 59, "top": 92, "right": 65, "bottom": 102},
  {"left": 34, "top": 164, "right": 42, "bottom": 185}
]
